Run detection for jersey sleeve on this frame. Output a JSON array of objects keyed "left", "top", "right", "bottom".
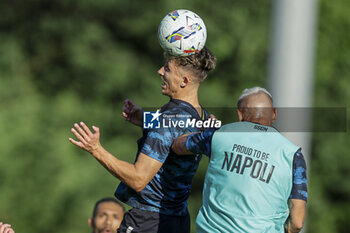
[
  {"left": 289, "top": 149, "right": 308, "bottom": 201},
  {"left": 140, "top": 128, "right": 174, "bottom": 163},
  {"left": 185, "top": 128, "right": 216, "bottom": 157}
]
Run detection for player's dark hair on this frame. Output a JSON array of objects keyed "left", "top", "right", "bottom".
[
  {"left": 166, "top": 46, "right": 216, "bottom": 82},
  {"left": 91, "top": 197, "right": 125, "bottom": 220}
]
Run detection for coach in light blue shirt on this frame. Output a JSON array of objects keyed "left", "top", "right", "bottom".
[{"left": 172, "top": 87, "right": 307, "bottom": 233}]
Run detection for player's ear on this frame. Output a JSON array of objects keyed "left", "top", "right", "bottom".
[
  {"left": 237, "top": 109, "right": 243, "bottom": 121},
  {"left": 272, "top": 108, "right": 277, "bottom": 122},
  {"left": 180, "top": 76, "right": 190, "bottom": 88},
  {"left": 88, "top": 218, "right": 93, "bottom": 228}
]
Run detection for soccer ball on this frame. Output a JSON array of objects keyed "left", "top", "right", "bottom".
[{"left": 158, "top": 9, "right": 207, "bottom": 56}]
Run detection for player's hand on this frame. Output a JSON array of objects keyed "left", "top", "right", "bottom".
[
  {"left": 209, "top": 114, "right": 221, "bottom": 129},
  {"left": 122, "top": 99, "right": 143, "bottom": 127},
  {"left": 69, "top": 122, "right": 102, "bottom": 153},
  {"left": 0, "top": 222, "right": 15, "bottom": 233},
  {"left": 209, "top": 114, "right": 217, "bottom": 120}
]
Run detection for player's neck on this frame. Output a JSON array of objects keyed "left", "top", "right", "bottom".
[{"left": 173, "top": 92, "right": 201, "bottom": 116}]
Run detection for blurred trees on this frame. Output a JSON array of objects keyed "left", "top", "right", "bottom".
[
  {"left": 0, "top": 0, "right": 348, "bottom": 232},
  {"left": 307, "top": 1, "right": 350, "bottom": 232}
]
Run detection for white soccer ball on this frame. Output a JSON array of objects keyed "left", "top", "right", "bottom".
[{"left": 158, "top": 9, "right": 207, "bottom": 56}]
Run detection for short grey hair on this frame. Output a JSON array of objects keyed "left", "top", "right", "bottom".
[{"left": 237, "top": 86, "right": 273, "bottom": 108}]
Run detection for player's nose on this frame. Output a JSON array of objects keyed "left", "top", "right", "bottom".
[
  {"left": 105, "top": 216, "right": 112, "bottom": 225},
  {"left": 158, "top": 66, "right": 165, "bottom": 76}
]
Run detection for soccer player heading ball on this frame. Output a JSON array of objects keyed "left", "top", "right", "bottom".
[{"left": 70, "top": 9, "right": 216, "bottom": 233}]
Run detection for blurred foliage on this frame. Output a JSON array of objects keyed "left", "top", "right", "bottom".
[
  {"left": 0, "top": 0, "right": 349, "bottom": 233},
  {"left": 307, "top": 0, "right": 350, "bottom": 232}
]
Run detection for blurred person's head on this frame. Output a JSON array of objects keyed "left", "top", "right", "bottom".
[
  {"left": 88, "top": 197, "right": 125, "bottom": 233},
  {"left": 237, "top": 86, "right": 277, "bottom": 126},
  {"left": 158, "top": 46, "right": 216, "bottom": 99}
]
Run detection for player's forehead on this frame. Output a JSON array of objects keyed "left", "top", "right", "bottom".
[
  {"left": 164, "top": 59, "right": 181, "bottom": 73},
  {"left": 96, "top": 202, "right": 123, "bottom": 214},
  {"left": 165, "top": 58, "right": 176, "bottom": 68}
]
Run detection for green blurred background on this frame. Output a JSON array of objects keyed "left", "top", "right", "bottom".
[{"left": 0, "top": 0, "right": 349, "bottom": 232}]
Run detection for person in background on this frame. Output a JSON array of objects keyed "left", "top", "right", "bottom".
[{"left": 89, "top": 197, "right": 125, "bottom": 233}]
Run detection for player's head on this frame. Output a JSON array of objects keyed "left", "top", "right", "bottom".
[
  {"left": 237, "top": 86, "right": 277, "bottom": 126},
  {"left": 167, "top": 46, "right": 216, "bottom": 83},
  {"left": 158, "top": 46, "right": 216, "bottom": 98},
  {"left": 88, "top": 197, "right": 125, "bottom": 233}
]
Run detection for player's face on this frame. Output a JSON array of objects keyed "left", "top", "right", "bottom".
[
  {"left": 158, "top": 60, "right": 184, "bottom": 98},
  {"left": 92, "top": 202, "right": 124, "bottom": 233}
]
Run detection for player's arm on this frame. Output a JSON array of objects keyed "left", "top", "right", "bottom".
[
  {"left": 285, "top": 149, "right": 308, "bottom": 233},
  {"left": 172, "top": 128, "right": 216, "bottom": 156},
  {"left": 69, "top": 122, "right": 162, "bottom": 192},
  {"left": 171, "top": 133, "right": 193, "bottom": 155},
  {"left": 284, "top": 199, "right": 306, "bottom": 233},
  {"left": 122, "top": 99, "right": 143, "bottom": 127}
]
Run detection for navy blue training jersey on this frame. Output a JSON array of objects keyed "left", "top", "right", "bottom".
[
  {"left": 115, "top": 99, "right": 209, "bottom": 216},
  {"left": 186, "top": 128, "right": 308, "bottom": 201}
]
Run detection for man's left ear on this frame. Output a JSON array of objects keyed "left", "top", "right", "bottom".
[{"left": 272, "top": 108, "right": 277, "bottom": 122}]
